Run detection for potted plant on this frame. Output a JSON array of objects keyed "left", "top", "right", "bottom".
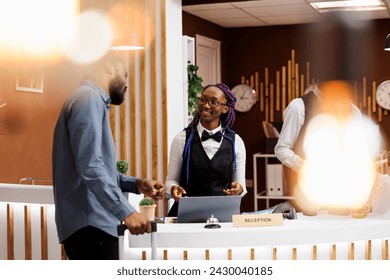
[
  {"left": 139, "top": 197, "right": 156, "bottom": 221},
  {"left": 116, "top": 160, "right": 129, "bottom": 174},
  {"left": 187, "top": 62, "right": 203, "bottom": 117}
]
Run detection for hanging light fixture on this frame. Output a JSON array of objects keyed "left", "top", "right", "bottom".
[
  {"left": 110, "top": 32, "right": 144, "bottom": 51},
  {"left": 107, "top": 1, "right": 144, "bottom": 51},
  {"left": 385, "top": 34, "right": 390, "bottom": 51}
]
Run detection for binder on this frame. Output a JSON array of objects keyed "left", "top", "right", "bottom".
[
  {"left": 266, "top": 164, "right": 275, "bottom": 195},
  {"left": 274, "top": 164, "right": 284, "bottom": 196},
  {"left": 266, "top": 164, "right": 284, "bottom": 196}
]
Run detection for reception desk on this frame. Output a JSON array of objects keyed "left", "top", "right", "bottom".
[
  {"left": 122, "top": 175, "right": 390, "bottom": 260},
  {"left": 120, "top": 212, "right": 390, "bottom": 260},
  {"left": 2, "top": 175, "right": 390, "bottom": 260}
]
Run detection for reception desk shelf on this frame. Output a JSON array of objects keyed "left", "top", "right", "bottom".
[{"left": 253, "top": 152, "right": 294, "bottom": 210}]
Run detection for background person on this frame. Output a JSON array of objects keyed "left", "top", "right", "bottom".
[
  {"left": 274, "top": 80, "right": 361, "bottom": 215},
  {"left": 52, "top": 51, "right": 165, "bottom": 260},
  {"left": 165, "top": 83, "right": 247, "bottom": 217}
]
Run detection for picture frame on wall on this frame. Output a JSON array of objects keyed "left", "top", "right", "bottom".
[{"left": 15, "top": 50, "right": 43, "bottom": 93}]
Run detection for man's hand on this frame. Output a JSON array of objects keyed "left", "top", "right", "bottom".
[
  {"left": 136, "top": 179, "right": 166, "bottom": 202},
  {"left": 123, "top": 212, "right": 151, "bottom": 235},
  {"left": 223, "top": 181, "right": 243, "bottom": 195},
  {"left": 171, "top": 185, "right": 186, "bottom": 202}
]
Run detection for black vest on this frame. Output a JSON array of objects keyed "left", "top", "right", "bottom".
[
  {"left": 167, "top": 127, "right": 235, "bottom": 216},
  {"left": 284, "top": 91, "right": 320, "bottom": 196},
  {"left": 293, "top": 91, "right": 320, "bottom": 158}
]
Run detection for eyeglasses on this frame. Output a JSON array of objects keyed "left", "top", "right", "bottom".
[{"left": 197, "top": 97, "right": 227, "bottom": 108}]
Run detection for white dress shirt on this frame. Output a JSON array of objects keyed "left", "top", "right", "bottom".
[
  {"left": 165, "top": 121, "right": 247, "bottom": 198},
  {"left": 274, "top": 86, "right": 362, "bottom": 172}
]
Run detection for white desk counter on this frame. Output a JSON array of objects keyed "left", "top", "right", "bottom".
[
  {"left": 122, "top": 212, "right": 390, "bottom": 260},
  {"left": 123, "top": 175, "right": 390, "bottom": 260}
]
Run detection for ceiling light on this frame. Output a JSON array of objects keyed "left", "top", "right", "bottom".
[{"left": 310, "top": 0, "right": 386, "bottom": 12}]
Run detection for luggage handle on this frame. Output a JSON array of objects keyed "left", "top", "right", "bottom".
[{"left": 117, "top": 220, "right": 157, "bottom": 236}]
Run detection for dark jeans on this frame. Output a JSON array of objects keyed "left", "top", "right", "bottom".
[{"left": 63, "top": 226, "right": 119, "bottom": 260}]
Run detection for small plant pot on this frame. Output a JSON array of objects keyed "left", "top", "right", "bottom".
[{"left": 139, "top": 205, "right": 157, "bottom": 221}]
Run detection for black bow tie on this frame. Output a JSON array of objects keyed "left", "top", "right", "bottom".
[{"left": 201, "top": 130, "right": 222, "bottom": 142}]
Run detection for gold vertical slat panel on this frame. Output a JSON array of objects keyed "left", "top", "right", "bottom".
[
  {"left": 129, "top": 51, "right": 137, "bottom": 176},
  {"left": 330, "top": 244, "right": 336, "bottom": 260},
  {"left": 260, "top": 82, "right": 264, "bottom": 112},
  {"left": 24, "top": 205, "right": 32, "bottom": 260},
  {"left": 163, "top": 249, "right": 168, "bottom": 260},
  {"left": 250, "top": 248, "right": 255, "bottom": 260},
  {"left": 40, "top": 206, "right": 48, "bottom": 260},
  {"left": 255, "top": 72, "right": 259, "bottom": 101},
  {"left": 7, "top": 203, "right": 14, "bottom": 260},
  {"left": 272, "top": 247, "right": 277, "bottom": 260},
  {"left": 183, "top": 250, "right": 188, "bottom": 260},
  {"left": 205, "top": 249, "right": 210, "bottom": 260},
  {"left": 383, "top": 239, "right": 389, "bottom": 260},
  {"left": 276, "top": 71, "right": 280, "bottom": 111},
  {"left": 312, "top": 245, "right": 317, "bottom": 260},
  {"left": 120, "top": 86, "right": 127, "bottom": 162},
  {"left": 348, "top": 242, "right": 355, "bottom": 260},
  {"left": 363, "top": 77, "right": 367, "bottom": 108},
  {"left": 160, "top": 0, "right": 168, "bottom": 186},
  {"left": 264, "top": 68, "right": 269, "bottom": 97},
  {"left": 150, "top": 0, "right": 158, "bottom": 181},
  {"left": 372, "top": 81, "right": 377, "bottom": 113},
  {"left": 366, "top": 240, "right": 372, "bottom": 260},
  {"left": 282, "top": 66, "right": 286, "bottom": 114},
  {"left": 291, "top": 247, "right": 297, "bottom": 260},
  {"left": 227, "top": 249, "right": 232, "bottom": 260},
  {"left": 270, "top": 83, "right": 274, "bottom": 122}
]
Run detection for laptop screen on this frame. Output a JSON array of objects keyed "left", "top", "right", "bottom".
[{"left": 176, "top": 196, "right": 242, "bottom": 223}]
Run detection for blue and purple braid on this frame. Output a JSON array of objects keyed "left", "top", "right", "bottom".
[{"left": 183, "top": 83, "right": 237, "bottom": 183}]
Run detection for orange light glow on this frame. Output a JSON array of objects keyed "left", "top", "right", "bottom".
[
  {"left": 297, "top": 81, "right": 380, "bottom": 211},
  {"left": 0, "top": 0, "right": 79, "bottom": 62}
]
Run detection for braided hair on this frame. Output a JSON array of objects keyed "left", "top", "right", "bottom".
[{"left": 183, "top": 83, "right": 237, "bottom": 183}]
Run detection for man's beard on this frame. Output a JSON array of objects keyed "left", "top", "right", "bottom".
[{"left": 109, "top": 76, "right": 127, "bottom": 105}]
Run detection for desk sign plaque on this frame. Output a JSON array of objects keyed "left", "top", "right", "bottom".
[{"left": 232, "top": 213, "right": 283, "bottom": 227}]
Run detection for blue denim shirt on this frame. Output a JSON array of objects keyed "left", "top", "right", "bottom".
[{"left": 52, "top": 80, "right": 138, "bottom": 242}]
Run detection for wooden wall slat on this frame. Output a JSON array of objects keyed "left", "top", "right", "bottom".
[
  {"left": 160, "top": 0, "right": 168, "bottom": 192},
  {"left": 129, "top": 52, "right": 137, "bottom": 175},
  {"left": 40, "top": 206, "right": 48, "bottom": 260},
  {"left": 349, "top": 242, "right": 355, "bottom": 260},
  {"left": 24, "top": 205, "right": 32, "bottom": 260},
  {"left": 7, "top": 203, "right": 14, "bottom": 260},
  {"left": 383, "top": 239, "right": 389, "bottom": 260},
  {"left": 312, "top": 245, "right": 317, "bottom": 260},
  {"left": 150, "top": 0, "right": 158, "bottom": 182}
]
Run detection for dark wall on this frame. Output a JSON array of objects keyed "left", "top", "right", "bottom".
[
  {"left": 183, "top": 12, "right": 390, "bottom": 212},
  {"left": 182, "top": 12, "right": 228, "bottom": 83}
]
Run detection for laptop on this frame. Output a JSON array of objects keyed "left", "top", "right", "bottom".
[{"left": 176, "top": 195, "right": 242, "bottom": 223}]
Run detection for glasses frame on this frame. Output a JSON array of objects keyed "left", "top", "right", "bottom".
[{"left": 197, "top": 97, "right": 227, "bottom": 109}]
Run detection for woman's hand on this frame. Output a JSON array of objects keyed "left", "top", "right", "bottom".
[
  {"left": 171, "top": 185, "right": 186, "bottom": 202},
  {"left": 223, "top": 181, "right": 243, "bottom": 195}
]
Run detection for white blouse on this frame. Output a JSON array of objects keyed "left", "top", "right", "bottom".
[{"left": 165, "top": 122, "right": 247, "bottom": 198}]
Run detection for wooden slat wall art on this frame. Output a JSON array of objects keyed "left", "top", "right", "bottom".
[
  {"left": 383, "top": 239, "right": 389, "bottom": 260},
  {"left": 7, "top": 204, "right": 14, "bottom": 260},
  {"left": 349, "top": 242, "right": 355, "bottom": 260},
  {"left": 3, "top": 203, "right": 61, "bottom": 260},
  {"left": 239, "top": 49, "right": 388, "bottom": 123},
  {"left": 106, "top": 0, "right": 167, "bottom": 216},
  {"left": 366, "top": 240, "right": 372, "bottom": 260},
  {"left": 24, "top": 205, "right": 32, "bottom": 260}
]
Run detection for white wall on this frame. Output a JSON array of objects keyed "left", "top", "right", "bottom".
[{"left": 166, "top": 0, "right": 185, "bottom": 154}]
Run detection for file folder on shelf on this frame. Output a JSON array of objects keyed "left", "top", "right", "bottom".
[{"left": 266, "top": 164, "right": 284, "bottom": 196}]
